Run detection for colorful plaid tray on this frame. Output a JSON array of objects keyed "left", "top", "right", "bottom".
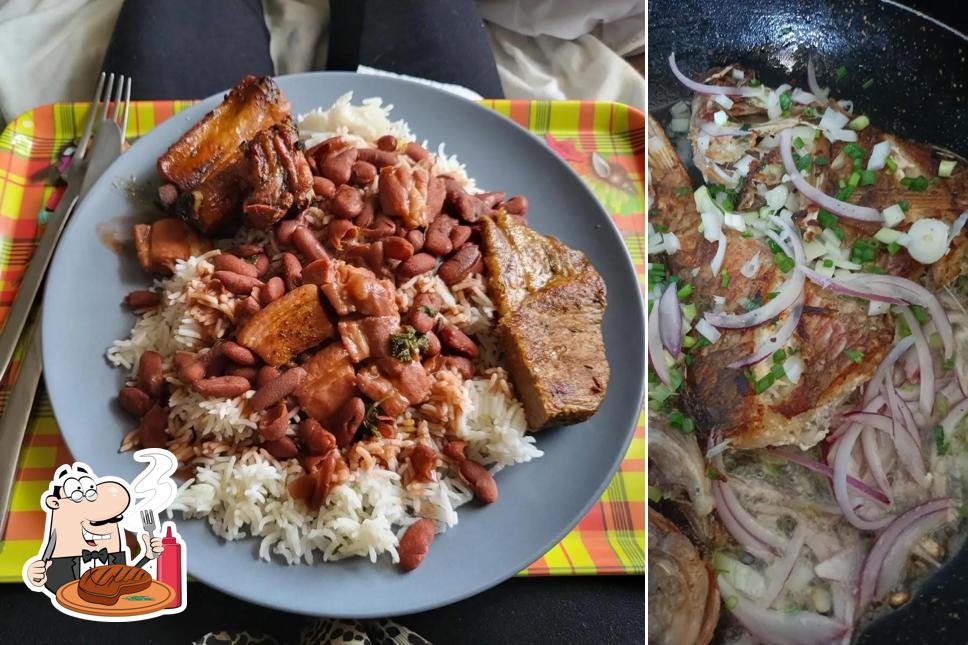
[{"left": 0, "top": 99, "right": 645, "bottom": 581}]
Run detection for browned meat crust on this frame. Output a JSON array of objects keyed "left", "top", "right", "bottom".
[
  {"left": 132, "top": 218, "right": 211, "bottom": 275},
  {"left": 242, "top": 120, "right": 314, "bottom": 227},
  {"left": 77, "top": 564, "right": 152, "bottom": 606},
  {"left": 237, "top": 284, "right": 335, "bottom": 366}
]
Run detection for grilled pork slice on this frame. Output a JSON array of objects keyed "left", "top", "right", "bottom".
[
  {"left": 133, "top": 218, "right": 211, "bottom": 275},
  {"left": 296, "top": 343, "right": 357, "bottom": 424},
  {"left": 648, "top": 115, "right": 893, "bottom": 449},
  {"left": 242, "top": 120, "right": 314, "bottom": 227},
  {"left": 77, "top": 564, "right": 151, "bottom": 606},
  {"left": 498, "top": 269, "right": 608, "bottom": 429},
  {"left": 237, "top": 284, "right": 335, "bottom": 366},
  {"left": 157, "top": 75, "right": 291, "bottom": 234},
  {"left": 481, "top": 210, "right": 588, "bottom": 316}
]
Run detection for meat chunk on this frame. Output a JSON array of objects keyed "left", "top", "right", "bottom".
[
  {"left": 237, "top": 284, "right": 334, "bottom": 366},
  {"left": 295, "top": 343, "right": 357, "bottom": 424},
  {"left": 320, "top": 262, "right": 398, "bottom": 317},
  {"left": 133, "top": 218, "right": 211, "bottom": 275},
  {"left": 242, "top": 120, "right": 314, "bottom": 227},
  {"left": 77, "top": 565, "right": 152, "bottom": 607},
  {"left": 338, "top": 315, "right": 400, "bottom": 362},
  {"left": 354, "top": 365, "right": 410, "bottom": 417},
  {"left": 378, "top": 163, "right": 431, "bottom": 229},
  {"left": 481, "top": 210, "right": 588, "bottom": 316},
  {"left": 157, "top": 75, "right": 291, "bottom": 233},
  {"left": 498, "top": 269, "right": 609, "bottom": 429},
  {"left": 377, "top": 358, "right": 433, "bottom": 406}
]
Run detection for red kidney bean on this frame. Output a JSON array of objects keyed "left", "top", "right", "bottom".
[
  {"left": 356, "top": 147, "right": 398, "bottom": 168},
  {"left": 354, "top": 201, "right": 375, "bottom": 228},
  {"left": 253, "top": 254, "right": 271, "bottom": 278},
  {"left": 409, "top": 307, "right": 435, "bottom": 334},
  {"left": 192, "top": 376, "right": 252, "bottom": 398},
  {"left": 438, "top": 244, "right": 481, "bottom": 286},
  {"left": 398, "top": 518, "right": 435, "bottom": 571},
  {"left": 383, "top": 235, "right": 414, "bottom": 261},
  {"left": 459, "top": 459, "right": 498, "bottom": 503},
  {"left": 203, "top": 348, "right": 229, "bottom": 378},
  {"left": 468, "top": 252, "right": 484, "bottom": 275},
  {"left": 236, "top": 296, "right": 261, "bottom": 323},
  {"left": 123, "top": 290, "right": 160, "bottom": 309},
  {"left": 302, "top": 257, "right": 334, "bottom": 287},
  {"left": 178, "top": 359, "right": 206, "bottom": 385},
  {"left": 221, "top": 341, "right": 257, "bottom": 365},
  {"left": 396, "top": 253, "right": 436, "bottom": 278},
  {"left": 260, "top": 276, "right": 285, "bottom": 306},
  {"left": 256, "top": 365, "right": 280, "bottom": 388},
  {"left": 263, "top": 436, "right": 298, "bottom": 460},
  {"left": 136, "top": 351, "right": 164, "bottom": 397},
  {"left": 442, "top": 356, "right": 474, "bottom": 379},
  {"left": 405, "top": 229, "right": 425, "bottom": 252},
  {"left": 439, "top": 326, "right": 478, "bottom": 358},
  {"left": 334, "top": 396, "right": 365, "bottom": 447},
  {"left": 308, "top": 135, "right": 350, "bottom": 159},
  {"left": 226, "top": 243, "right": 263, "bottom": 257},
  {"left": 331, "top": 185, "right": 364, "bottom": 219},
  {"left": 276, "top": 219, "right": 300, "bottom": 246},
  {"left": 449, "top": 225, "right": 472, "bottom": 249},
  {"left": 172, "top": 351, "right": 195, "bottom": 371},
  {"left": 424, "top": 216, "right": 456, "bottom": 256},
  {"left": 226, "top": 366, "right": 258, "bottom": 385},
  {"left": 414, "top": 292, "right": 442, "bottom": 313},
  {"left": 249, "top": 366, "right": 307, "bottom": 412},
  {"left": 410, "top": 444, "right": 437, "bottom": 482},
  {"left": 214, "top": 271, "right": 263, "bottom": 296},
  {"left": 405, "top": 142, "right": 430, "bottom": 162},
  {"left": 299, "top": 418, "right": 337, "bottom": 455},
  {"left": 320, "top": 148, "right": 358, "bottom": 185},
  {"left": 312, "top": 175, "right": 336, "bottom": 199},
  {"left": 138, "top": 404, "right": 169, "bottom": 449},
  {"left": 326, "top": 219, "right": 358, "bottom": 251},
  {"left": 292, "top": 226, "right": 329, "bottom": 261},
  {"left": 350, "top": 161, "right": 378, "bottom": 186},
  {"left": 477, "top": 191, "right": 507, "bottom": 208},
  {"left": 363, "top": 240, "right": 385, "bottom": 273},
  {"left": 427, "top": 177, "right": 445, "bottom": 219},
  {"left": 258, "top": 402, "right": 289, "bottom": 442},
  {"left": 213, "top": 253, "right": 259, "bottom": 278},
  {"left": 376, "top": 135, "right": 397, "bottom": 152},
  {"left": 422, "top": 330, "right": 441, "bottom": 358},
  {"left": 307, "top": 451, "right": 338, "bottom": 510},
  {"left": 281, "top": 252, "right": 303, "bottom": 290},
  {"left": 443, "top": 440, "right": 466, "bottom": 462},
  {"left": 119, "top": 386, "right": 151, "bottom": 418},
  {"left": 364, "top": 215, "right": 396, "bottom": 240},
  {"left": 502, "top": 195, "right": 528, "bottom": 215}
]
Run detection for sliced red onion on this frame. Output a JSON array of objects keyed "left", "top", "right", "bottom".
[
  {"left": 658, "top": 284, "right": 683, "bottom": 357},
  {"left": 857, "top": 499, "right": 953, "bottom": 610},
  {"left": 695, "top": 317, "right": 722, "bottom": 343},
  {"left": 807, "top": 55, "right": 830, "bottom": 101},
  {"left": 769, "top": 448, "right": 890, "bottom": 505},
  {"left": 712, "top": 483, "right": 776, "bottom": 560},
  {"left": 705, "top": 267, "right": 803, "bottom": 329},
  {"left": 800, "top": 265, "right": 904, "bottom": 304},
  {"left": 949, "top": 210, "right": 968, "bottom": 244},
  {"left": 875, "top": 507, "right": 952, "bottom": 598},
  {"left": 718, "top": 576, "right": 848, "bottom": 645},
  {"left": 710, "top": 231, "right": 727, "bottom": 276},
  {"left": 779, "top": 129, "right": 883, "bottom": 222},
  {"left": 886, "top": 383, "right": 927, "bottom": 483},
  {"left": 867, "top": 140, "right": 892, "bottom": 172},
  {"left": 718, "top": 480, "right": 787, "bottom": 551},
  {"left": 706, "top": 438, "right": 732, "bottom": 459},
  {"left": 841, "top": 411, "right": 895, "bottom": 433},
  {"left": 765, "top": 229, "right": 794, "bottom": 257},
  {"left": 727, "top": 297, "right": 803, "bottom": 369},
  {"left": 669, "top": 53, "right": 763, "bottom": 97},
  {"left": 939, "top": 397, "right": 968, "bottom": 441},
  {"left": 832, "top": 424, "right": 895, "bottom": 530},
  {"left": 843, "top": 274, "right": 953, "bottom": 359},
  {"left": 861, "top": 427, "right": 893, "bottom": 504},
  {"left": 815, "top": 543, "right": 865, "bottom": 582},
  {"left": 699, "top": 121, "right": 749, "bottom": 137},
  {"left": 899, "top": 306, "right": 935, "bottom": 417},
  {"left": 761, "top": 523, "right": 806, "bottom": 608},
  {"left": 740, "top": 252, "right": 762, "bottom": 278},
  {"left": 864, "top": 336, "right": 916, "bottom": 405},
  {"left": 648, "top": 295, "right": 671, "bottom": 386}
]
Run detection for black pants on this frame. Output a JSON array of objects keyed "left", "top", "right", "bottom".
[{"left": 101, "top": 0, "right": 504, "bottom": 99}]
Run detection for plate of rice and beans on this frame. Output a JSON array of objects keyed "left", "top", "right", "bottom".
[{"left": 41, "top": 72, "right": 644, "bottom": 617}]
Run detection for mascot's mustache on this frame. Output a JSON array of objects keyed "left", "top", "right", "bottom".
[{"left": 88, "top": 514, "right": 124, "bottom": 526}]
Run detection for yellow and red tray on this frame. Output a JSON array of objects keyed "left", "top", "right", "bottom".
[{"left": 0, "top": 99, "right": 645, "bottom": 581}]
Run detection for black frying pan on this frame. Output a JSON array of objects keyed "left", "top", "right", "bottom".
[{"left": 648, "top": 1, "right": 968, "bottom": 643}]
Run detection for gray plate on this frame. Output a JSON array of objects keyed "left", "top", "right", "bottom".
[{"left": 41, "top": 72, "right": 644, "bottom": 618}]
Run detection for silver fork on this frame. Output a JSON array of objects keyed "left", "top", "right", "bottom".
[
  {"left": 140, "top": 509, "right": 157, "bottom": 537},
  {"left": 0, "top": 72, "right": 132, "bottom": 382}
]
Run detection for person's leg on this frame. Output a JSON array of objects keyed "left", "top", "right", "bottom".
[
  {"left": 101, "top": 0, "right": 274, "bottom": 100},
  {"left": 328, "top": 0, "right": 504, "bottom": 98}
]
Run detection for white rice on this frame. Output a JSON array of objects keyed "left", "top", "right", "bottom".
[{"left": 118, "top": 95, "right": 541, "bottom": 566}]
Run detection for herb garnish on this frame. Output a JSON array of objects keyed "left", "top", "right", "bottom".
[{"left": 389, "top": 325, "right": 429, "bottom": 362}]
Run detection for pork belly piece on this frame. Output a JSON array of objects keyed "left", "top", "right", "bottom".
[
  {"left": 354, "top": 359, "right": 432, "bottom": 418},
  {"left": 295, "top": 343, "right": 357, "bottom": 424},
  {"left": 237, "top": 284, "right": 334, "bottom": 366},
  {"left": 242, "top": 120, "right": 314, "bottom": 227},
  {"left": 648, "top": 115, "right": 893, "bottom": 449},
  {"left": 132, "top": 218, "right": 211, "bottom": 275},
  {"left": 378, "top": 163, "right": 431, "bottom": 229},
  {"left": 338, "top": 315, "right": 400, "bottom": 362},
  {"left": 481, "top": 209, "right": 588, "bottom": 316},
  {"left": 157, "top": 75, "right": 291, "bottom": 234},
  {"left": 497, "top": 269, "right": 609, "bottom": 429},
  {"left": 320, "top": 262, "right": 398, "bottom": 317}
]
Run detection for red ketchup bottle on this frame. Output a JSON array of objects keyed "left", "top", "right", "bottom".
[{"left": 157, "top": 525, "right": 184, "bottom": 609}]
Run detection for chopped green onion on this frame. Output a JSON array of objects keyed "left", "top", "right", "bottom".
[
  {"left": 862, "top": 78, "right": 874, "bottom": 89},
  {"left": 900, "top": 176, "right": 929, "bottom": 191},
  {"left": 721, "top": 270, "right": 730, "bottom": 289},
  {"left": 935, "top": 425, "right": 950, "bottom": 456},
  {"left": 939, "top": 160, "right": 957, "bottom": 178},
  {"left": 677, "top": 283, "right": 693, "bottom": 299},
  {"left": 835, "top": 66, "right": 848, "bottom": 80},
  {"left": 911, "top": 305, "right": 929, "bottom": 325},
  {"left": 944, "top": 356, "right": 956, "bottom": 371},
  {"left": 898, "top": 317, "right": 912, "bottom": 338},
  {"left": 773, "top": 349, "right": 788, "bottom": 364},
  {"left": 836, "top": 185, "right": 855, "bottom": 201},
  {"left": 859, "top": 170, "right": 877, "bottom": 186},
  {"left": 848, "top": 115, "right": 870, "bottom": 131},
  {"left": 774, "top": 252, "right": 795, "bottom": 273},
  {"left": 899, "top": 200, "right": 910, "bottom": 211},
  {"left": 843, "top": 143, "right": 866, "bottom": 160},
  {"left": 850, "top": 239, "right": 877, "bottom": 263},
  {"left": 822, "top": 258, "right": 834, "bottom": 268},
  {"left": 817, "top": 209, "right": 837, "bottom": 229},
  {"left": 885, "top": 157, "right": 898, "bottom": 173},
  {"left": 675, "top": 186, "right": 690, "bottom": 197},
  {"left": 848, "top": 171, "right": 861, "bottom": 188},
  {"left": 793, "top": 136, "right": 805, "bottom": 149},
  {"left": 795, "top": 153, "right": 812, "bottom": 172},
  {"left": 725, "top": 596, "right": 739, "bottom": 610},
  {"left": 754, "top": 373, "right": 776, "bottom": 394},
  {"left": 887, "top": 241, "right": 901, "bottom": 255},
  {"left": 844, "top": 349, "right": 864, "bottom": 364},
  {"left": 747, "top": 78, "right": 762, "bottom": 87},
  {"left": 669, "top": 410, "right": 695, "bottom": 433},
  {"left": 813, "top": 154, "right": 829, "bottom": 166},
  {"left": 683, "top": 335, "right": 697, "bottom": 349},
  {"left": 779, "top": 92, "right": 793, "bottom": 113},
  {"left": 803, "top": 106, "right": 817, "bottom": 119}
]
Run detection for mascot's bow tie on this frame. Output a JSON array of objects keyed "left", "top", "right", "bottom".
[{"left": 81, "top": 547, "right": 108, "bottom": 563}]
